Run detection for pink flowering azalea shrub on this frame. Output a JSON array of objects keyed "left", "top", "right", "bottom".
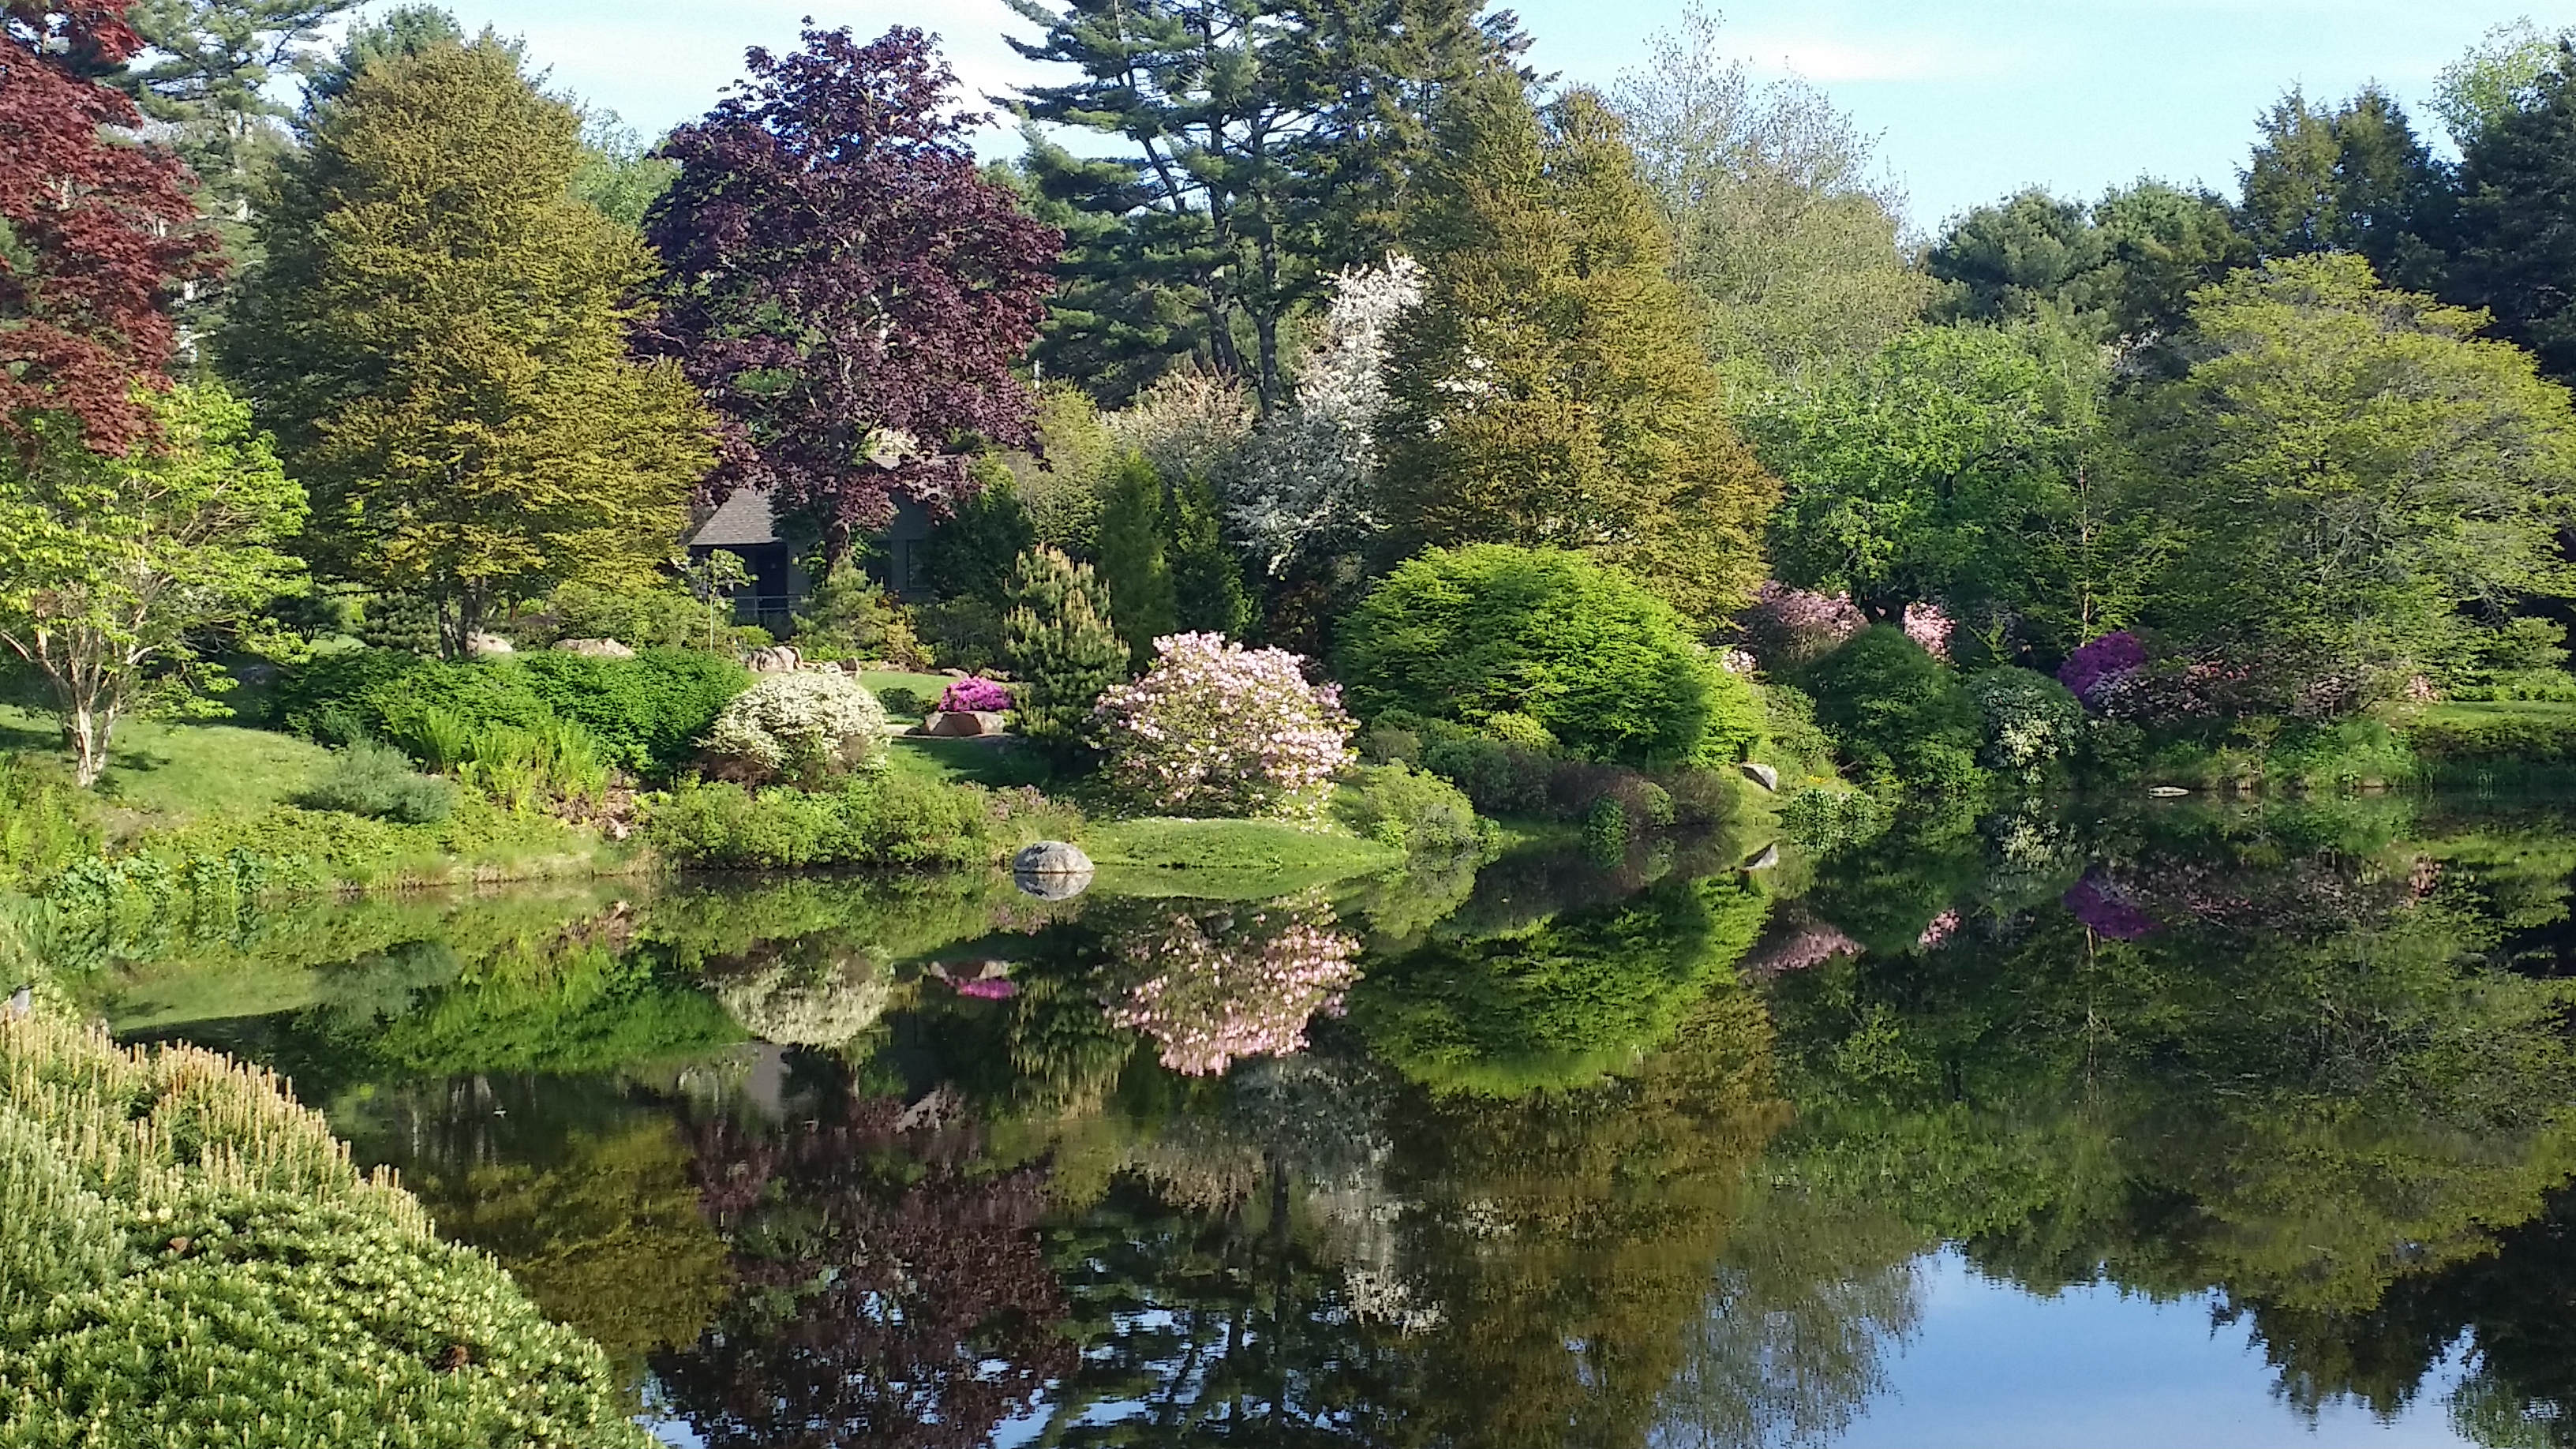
[
  {"left": 1901, "top": 601, "right": 1953, "bottom": 661},
  {"left": 1109, "top": 894, "right": 1363, "bottom": 1076},
  {"left": 1737, "top": 582, "right": 1866, "bottom": 669},
  {"left": 1095, "top": 631, "right": 1356, "bottom": 819},
  {"left": 938, "top": 676, "right": 1013, "bottom": 713}
]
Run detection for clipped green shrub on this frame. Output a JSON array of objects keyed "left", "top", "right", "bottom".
[
  {"left": 296, "top": 740, "right": 458, "bottom": 823},
  {"left": 642, "top": 775, "right": 1080, "bottom": 871},
  {"left": 1331, "top": 762, "right": 1484, "bottom": 855},
  {"left": 1336, "top": 544, "right": 1759, "bottom": 766},
  {"left": 1797, "top": 627, "right": 1986, "bottom": 795},
  {"left": 2406, "top": 702, "right": 2576, "bottom": 766},
  {"left": 0, "top": 1012, "right": 650, "bottom": 1447},
  {"left": 874, "top": 685, "right": 930, "bottom": 721}
]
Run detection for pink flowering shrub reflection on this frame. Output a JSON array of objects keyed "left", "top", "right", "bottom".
[
  {"left": 1096, "top": 632, "right": 1356, "bottom": 819},
  {"left": 1109, "top": 894, "right": 1363, "bottom": 1076}
]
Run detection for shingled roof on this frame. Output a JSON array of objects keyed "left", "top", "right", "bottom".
[{"left": 687, "top": 487, "right": 777, "bottom": 549}]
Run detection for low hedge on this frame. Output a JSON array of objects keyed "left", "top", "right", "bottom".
[
  {"left": 271, "top": 648, "right": 747, "bottom": 776},
  {"left": 2404, "top": 702, "right": 2576, "bottom": 766},
  {"left": 642, "top": 774, "right": 1082, "bottom": 870},
  {"left": 0, "top": 1011, "right": 650, "bottom": 1447}
]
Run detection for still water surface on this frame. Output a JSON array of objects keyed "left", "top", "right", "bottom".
[{"left": 88, "top": 794, "right": 2576, "bottom": 1447}]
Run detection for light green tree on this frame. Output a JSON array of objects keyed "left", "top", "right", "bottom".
[
  {"left": 1001, "top": 545, "right": 1128, "bottom": 755},
  {"left": 219, "top": 36, "right": 713, "bottom": 656},
  {"left": 2125, "top": 255, "right": 2576, "bottom": 698},
  {"left": 1380, "top": 73, "right": 1778, "bottom": 619},
  {"left": 0, "top": 384, "right": 307, "bottom": 785}
]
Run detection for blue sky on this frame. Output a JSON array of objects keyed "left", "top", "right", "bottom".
[{"left": 433, "top": 0, "right": 2576, "bottom": 233}]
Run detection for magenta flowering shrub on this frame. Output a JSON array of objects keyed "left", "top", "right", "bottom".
[
  {"left": 2057, "top": 631, "right": 2146, "bottom": 708},
  {"left": 1901, "top": 601, "right": 1953, "bottom": 661},
  {"left": 1737, "top": 582, "right": 1866, "bottom": 669},
  {"left": 1108, "top": 894, "right": 1364, "bottom": 1076},
  {"left": 1095, "top": 631, "right": 1356, "bottom": 819},
  {"left": 938, "top": 676, "right": 1012, "bottom": 713},
  {"left": 2063, "top": 871, "right": 2158, "bottom": 939}
]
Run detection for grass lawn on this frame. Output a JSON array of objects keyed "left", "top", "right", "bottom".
[
  {"left": 858, "top": 670, "right": 957, "bottom": 705},
  {"left": 1083, "top": 816, "right": 1403, "bottom": 897},
  {"left": 885, "top": 734, "right": 1053, "bottom": 789},
  {"left": 0, "top": 703, "right": 334, "bottom": 827}
]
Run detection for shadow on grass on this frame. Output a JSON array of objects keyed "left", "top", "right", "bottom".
[{"left": 887, "top": 735, "right": 1053, "bottom": 789}]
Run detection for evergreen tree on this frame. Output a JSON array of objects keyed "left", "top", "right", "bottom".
[
  {"left": 1166, "top": 473, "right": 1253, "bottom": 638},
  {"left": 1930, "top": 183, "right": 2251, "bottom": 350},
  {"left": 1004, "top": 0, "right": 1519, "bottom": 410},
  {"left": 219, "top": 36, "right": 713, "bottom": 654},
  {"left": 921, "top": 464, "right": 1039, "bottom": 610},
  {"left": 1002, "top": 545, "right": 1128, "bottom": 755},
  {"left": 2237, "top": 85, "right": 2451, "bottom": 290},
  {"left": 2449, "top": 50, "right": 2576, "bottom": 382},
  {"left": 1378, "top": 75, "right": 1777, "bottom": 618},
  {"left": 1092, "top": 455, "right": 1179, "bottom": 665}
]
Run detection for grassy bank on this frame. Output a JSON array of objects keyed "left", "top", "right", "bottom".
[{"left": 1083, "top": 816, "right": 1405, "bottom": 897}]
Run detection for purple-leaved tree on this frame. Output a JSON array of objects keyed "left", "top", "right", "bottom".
[{"left": 643, "top": 24, "right": 1060, "bottom": 559}]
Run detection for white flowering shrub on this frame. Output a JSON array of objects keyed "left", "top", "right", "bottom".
[
  {"left": 1095, "top": 631, "right": 1355, "bottom": 819},
  {"left": 713, "top": 953, "right": 895, "bottom": 1047},
  {"left": 1229, "top": 255, "right": 1424, "bottom": 575},
  {"left": 1968, "top": 666, "right": 2084, "bottom": 784},
  {"left": 702, "top": 671, "right": 889, "bottom": 783}
]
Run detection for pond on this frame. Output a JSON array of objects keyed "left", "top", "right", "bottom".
[{"left": 84, "top": 792, "right": 2576, "bottom": 1448}]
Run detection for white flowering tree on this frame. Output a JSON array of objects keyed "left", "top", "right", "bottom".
[{"left": 1228, "top": 256, "right": 1423, "bottom": 576}]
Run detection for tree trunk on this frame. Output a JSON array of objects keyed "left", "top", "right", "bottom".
[{"left": 60, "top": 695, "right": 110, "bottom": 788}]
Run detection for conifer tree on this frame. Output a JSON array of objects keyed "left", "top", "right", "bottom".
[
  {"left": 1002, "top": 545, "right": 1128, "bottom": 755},
  {"left": 1093, "top": 455, "right": 1180, "bottom": 665},
  {"left": 1166, "top": 473, "right": 1252, "bottom": 638},
  {"left": 1377, "top": 75, "right": 1777, "bottom": 618},
  {"left": 219, "top": 36, "right": 713, "bottom": 654}
]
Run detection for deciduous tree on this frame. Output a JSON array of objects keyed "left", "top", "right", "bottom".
[
  {"left": 0, "top": 382, "right": 305, "bottom": 784},
  {"left": 643, "top": 25, "right": 1058, "bottom": 563},
  {"left": 220, "top": 36, "right": 712, "bottom": 654},
  {"left": 0, "top": 0, "right": 222, "bottom": 457}
]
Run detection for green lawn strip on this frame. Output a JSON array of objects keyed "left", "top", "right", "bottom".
[
  {"left": 885, "top": 733, "right": 1053, "bottom": 789},
  {"left": 1081, "top": 816, "right": 1403, "bottom": 898},
  {"left": 857, "top": 669, "right": 960, "bottom": 702},
  {"left": 0, "top": 703, "right": 335, "bottom": 825}
]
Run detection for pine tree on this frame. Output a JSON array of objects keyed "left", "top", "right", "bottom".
[
  {"left": 1377, "top": 76, "right": 1777, "bottom": 618},
  {"left": 219, "top": 36, "right": 713, "bottom": 654},
  {"left": 1002, "top": 545, "right": 1129, "bottom": 755},
  {"left": 1166, "top": 473, "right": 1253, "bottom": 638},
  {"left": 1093, "top": 455, "right": 1179, "bottom": 664},
  {"left": 922, "top": 463, "right": 1039, "bottom": 608},
  {"left": 2450, "top": 51, "right": 2576, "bottom": 381}
]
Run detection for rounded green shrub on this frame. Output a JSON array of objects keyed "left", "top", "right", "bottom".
[
  {"left": 1796, "top": 626, "right": 1986, "bottom": 795},
  {"left": 1331, "top": 762, "right": 1484, "bottom": 854},
  {"left": 1336, "top": 545, "right": 1758, "bottom": 766},
  {"left": 296, "top": 740, "right": 459, "bottom": 823},
  {"left": 1968, "top": 667, "right": 2084, "bottom": 785}
]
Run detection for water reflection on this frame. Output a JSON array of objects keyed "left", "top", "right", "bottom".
[{"left": 93, "top": 793, "right": 2576, "bottom": 1447}]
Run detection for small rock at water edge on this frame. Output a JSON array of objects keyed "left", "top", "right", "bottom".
[{"left": 2146, "top": 785, "right": 2189, "bottom": 797}]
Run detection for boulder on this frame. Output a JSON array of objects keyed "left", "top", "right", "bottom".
[
  {"left": 743, "top": 644, "right": 801, "bottom": 673},
  {"left": 1740, "top": 842, "right": 1781, "bottom": 871},
  {"left": 6, "top": 985, "right": 29, "bottom": 1020},
  {"left": 1739, "top": 761, "right": 1780, "bottom": 792},
  {"left": 557, "top": 637, "right": 636, "bottom": 660},
  {"left": 1014, "top": 841, "right": 1095, "bottom": 900},
  {"left": 465, "top": 631, "right": 513, "bottom": 657},
  {"left": 926, "top": 710, "right": 1009, "bottom": 737}
]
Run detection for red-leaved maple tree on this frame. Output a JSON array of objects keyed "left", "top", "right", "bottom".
[
  {"left": 0, "top": 0, "right": 221, "bottom": 456},
  {"left": 642, "top": 24, "right": 1060, "bottom": 557}
]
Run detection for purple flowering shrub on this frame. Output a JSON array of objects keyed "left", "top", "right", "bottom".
[
  {"left": 2058, "top": 631, "right": 2146, "bottom": 708},
  {"left": 1109, "top": 893, "right": 1363, "bottom": 1076},
  {"left": 937, "top": 676, "right": 1012, "bottom": 713},
  {"left": 1737, "top": 582, "right": 1866, "bottom": 669},
  {"left": 1096, "top": 632, "right": 1355, "bottom": 819},
  {"left": 2062, "top": 871, "right": 2158, "bottom": 939}
]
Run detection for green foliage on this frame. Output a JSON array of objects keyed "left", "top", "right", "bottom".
[
  {"left": 2239, "top": 86, "right": 2451, "bottom": 291},
  {"left": 1380, "top": 77, "right": 1778, "bottom": 619},
  {"left": 642, "top": 776, "right": 1080, "bottom": 871},
  {"left": 537, "top": 578, "right": 754, "bottom": 653},
  {"left": 1001, "top": 545, "right": 1129, "bottom": 755},
  {"left": 271, "top": 646, "right": 747, "bottom": 777},
  {"left": 0, "top": 381, "right": 309, "bottom": 785},
  {"left": 2450, "top": 47, "right": 2576, "bottom": 381},
  {"left": 1797, "top": 627, "right": 1986, "bottom": 795},
  {"left": 2406, "top": 702, "right": 2576, "bottom": 768},
  {"left": 1093, "top": 455, "right": 1179, "bottom": 665},
  {"left": 1338, "top": 545, "right": 1758, "bottom": 766},
  {"left": 1166, "top": 471, "right": 1252, "bottom": 638},
  {"left": 1927, "top": 182, "right": 2252, "bottom": 347},
  {"left": 791, "top": 566, "right": 901, "bottom": 663},
  {"left": 922, "top": 468, "right": 1039, "bottom": 610},
  {"left": 700, "top": 672, "right": 889, "bottom": 785},
  {"left": 1331, "top": 762, "right": 1485, "bottom": 855},
  {"left": 1350, "top": 874, "right": 1771, "bottom": 1095},
  {"left": 874, "top": 685, "right": 930, "bottom": 721},
  {"left": 0, "top": 1012, "right": 651, "bottom": 1447},
  {"left": 0, "top": 754, "right": 99, "bottom": 891},
  {"left": 219, "top": 35, "right": 713, "bottom": 651},
  {"left": 296, "top": 740, "right": 457, "bottom": 823},
  {"left": 2125, "top": 256, "right": 2576, "bottom": 698}
]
